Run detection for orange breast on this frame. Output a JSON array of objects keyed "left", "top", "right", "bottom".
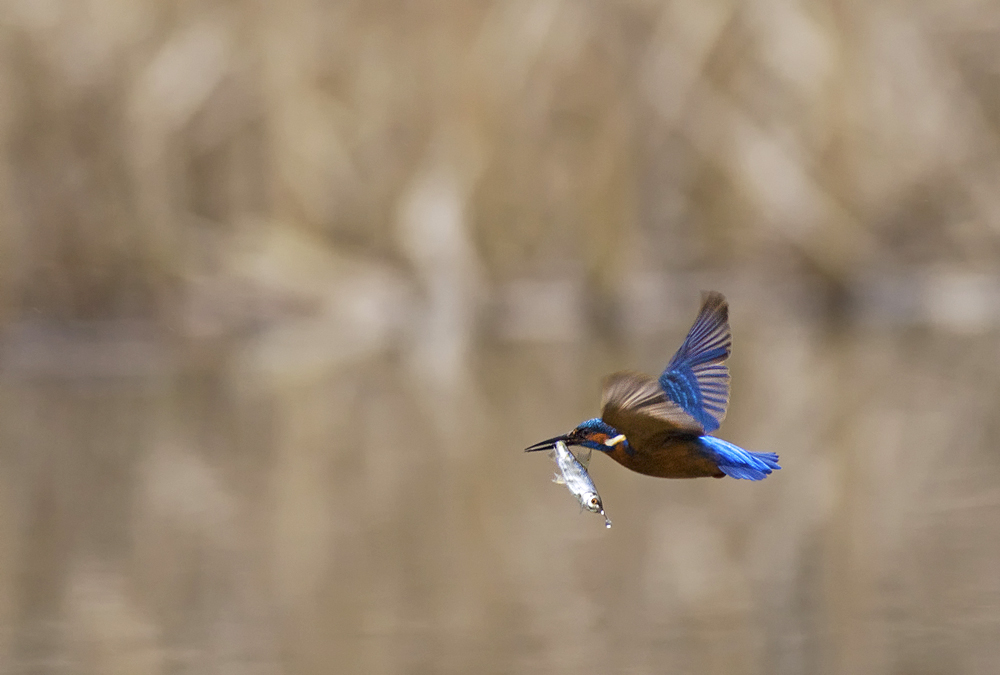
[{"left": 606, "top": 437, "right": 724, "bottom": 479}]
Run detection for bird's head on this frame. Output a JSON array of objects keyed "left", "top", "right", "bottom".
[{"left": 524, "top": 418, "right": 630, "bottom": 454}]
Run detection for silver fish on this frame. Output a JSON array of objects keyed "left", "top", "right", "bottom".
[{"left": 550, "top": 440, "right": 611, "bottom": 528}]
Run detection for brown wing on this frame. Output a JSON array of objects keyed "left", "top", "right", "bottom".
[{"left": 600, "top": 371, "right": 705, "bottom": 445}]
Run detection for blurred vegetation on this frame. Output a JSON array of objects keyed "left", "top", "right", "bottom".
[{"left": 1, "top": 1, "right": 1000, "bottom": 673}]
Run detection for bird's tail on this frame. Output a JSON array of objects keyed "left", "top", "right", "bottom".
[{"left": 699, "top": 435, "right": 780, "bottom": 481}]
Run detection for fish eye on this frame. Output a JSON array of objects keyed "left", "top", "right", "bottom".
[{"left": 589, "top": 497, "right": 600, "bottom": 508}]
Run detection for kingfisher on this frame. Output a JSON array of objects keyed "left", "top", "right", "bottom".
[{"left": 525, "top": 292, "right": 780, "bottom": 481}]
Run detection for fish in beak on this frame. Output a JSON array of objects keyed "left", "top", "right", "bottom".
[{"left": 524, "top": 433, "right": 574, "bottom": 453}]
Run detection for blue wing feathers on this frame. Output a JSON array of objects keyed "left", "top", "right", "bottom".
[
  {"left": 659, "top": 292, "right": 732, "bottom": 433},
  {"left": 699, "top": 436, "right": 780, "bottom": 481}
]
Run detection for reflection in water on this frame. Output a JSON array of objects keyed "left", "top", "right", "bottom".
[
  {"left": 2, "top": 301, "right": 999, "bottom": 674},
  {"left": 2, "top": 1, "right": 1000, "bottom": 672}
]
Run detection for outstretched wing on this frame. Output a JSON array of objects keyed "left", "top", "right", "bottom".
[
  {"left": 658, "top": 291, "right": 732, "bottom": 433},
  {"left": 601, "top": 371, "right": 705, "bottom": 444}
]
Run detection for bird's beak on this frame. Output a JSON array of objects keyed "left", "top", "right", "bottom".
[{"left": 524, "top": 433, "right": 573, "bottom": 452}]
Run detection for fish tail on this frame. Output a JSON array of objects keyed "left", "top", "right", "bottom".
[{"left": 699, "top": 435, "right": 781, "bottom": 481}]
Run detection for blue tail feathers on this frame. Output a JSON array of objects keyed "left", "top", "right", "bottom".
[{"left": 698, "top": 435, "right": 781, "bottom": 481}]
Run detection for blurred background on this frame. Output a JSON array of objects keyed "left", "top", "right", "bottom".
[{"left": 1, "top": 1, "right": 999, "bottom": 673}]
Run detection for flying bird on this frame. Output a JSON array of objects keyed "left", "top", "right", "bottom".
[{"left": 525, "top": 292, "right": 780, "bottom": 481}]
